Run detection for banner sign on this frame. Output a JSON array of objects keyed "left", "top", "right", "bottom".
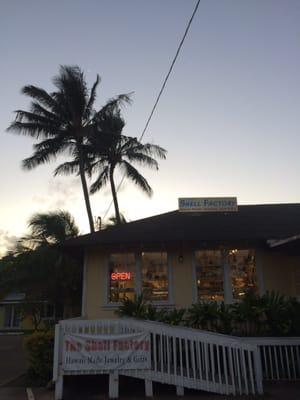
[
  {"left": 178, "top": 197, "right": 238, "bottom": 212},
  {"left": 63, "top": 331, "right": 151, "bottom": 372}
]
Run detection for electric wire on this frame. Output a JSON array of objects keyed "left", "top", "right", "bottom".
[{"left": 102, "top": 0, "right": 201, "bottom": 221}]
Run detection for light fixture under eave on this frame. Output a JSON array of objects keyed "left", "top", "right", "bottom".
[{"left": 178, "top": 254, "right": 184, "bottom": 263}]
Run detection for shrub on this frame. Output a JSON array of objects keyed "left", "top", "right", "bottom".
[
  {"left": 116, "top": 292, "right": 300, "bottom": 337},
  {"left": 161, "top": 308, "right": 186, "bottom": 326},
  {"left": 116, "top": 295, "right": 148, "bottom": 319},
  {"left": 231, "top": 292, "right": 265, "bottom": 336},
  {"left": 261, "top": 291, "right": 295, "bottom": 336},
  {"left": 24, "top": 330, "right": 54, "bottom": 385},
  {"left": 186, "top": 301, "right": 219, "bottom": 330},
  {"left": 217, "top": 302, "right": 233, "bottom": 334}
]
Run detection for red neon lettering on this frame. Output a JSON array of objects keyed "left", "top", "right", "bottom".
[{"left": 111, "top": 272, "right": 131, "bottom": 281}]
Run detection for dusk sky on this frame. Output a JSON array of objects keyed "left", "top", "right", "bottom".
[{"left": 1, "top": 0, "right": 300, "bottom": 255}]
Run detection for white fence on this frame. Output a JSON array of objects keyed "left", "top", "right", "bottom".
[
  {"left": 242, "top": 337, "right": 300, "bottom": 381},
  {"left": 53, "top": 318, "right": 264, "bottom": 398}
]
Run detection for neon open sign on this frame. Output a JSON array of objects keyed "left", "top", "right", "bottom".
[{"left": 111, "top": 272, "right": 132, "bottom": 281}]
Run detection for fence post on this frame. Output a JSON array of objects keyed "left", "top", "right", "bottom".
[
  {"left": 54, "top": 323, "right": 64, "bottom": 400},
  {"left": 253, "top": 345, "right": 264, "bottom": 395},
  {"left": 55, "top": 374, "right": 64, "bottom": 400},
  {"left": 176, "top": 386, "right": 184, "bottom": 396},
  {"left": 109, "top": 370, "right": 119, "bottom": 398},
  {"left": 145, "top": 379, "right": 153, "bottom": 397}
]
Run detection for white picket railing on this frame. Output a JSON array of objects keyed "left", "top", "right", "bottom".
[
  {"left": 242, "top": 337, "right": 300, "bottom": 381},
  {"left": 53, "top": 318, "right": 264, "bottom": 398}
]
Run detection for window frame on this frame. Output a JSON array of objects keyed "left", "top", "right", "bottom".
[
  {"left": 104, "top": 251, "right": 173, "bottom": 307},
  {"left": 193, "top": 248, "right": 260, "bottom": 304}
]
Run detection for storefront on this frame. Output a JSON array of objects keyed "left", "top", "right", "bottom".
[{"left": 64, "top": 199, "right": 300, "bottom": 320}]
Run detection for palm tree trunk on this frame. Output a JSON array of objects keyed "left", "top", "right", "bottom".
[
  {"left": 78, "top": 158, "right": 95, "bottom": 233},
  {"left": 109, "top": 167, "right": 121, "bottom": 224}
]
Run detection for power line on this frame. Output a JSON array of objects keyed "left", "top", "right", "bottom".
[{"left": 102, "top": 0, "right": 201, "bottom": 221}]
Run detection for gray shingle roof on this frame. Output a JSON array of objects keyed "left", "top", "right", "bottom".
[{"left": 63, "top": 204, "right": 300, "bottom": 248}]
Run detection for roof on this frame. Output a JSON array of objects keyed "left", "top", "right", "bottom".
[
  {"left": 63, "top": 203, "right": 300, "bottom": 249},
  {"left": 0, "top": 293, "right": 25, "bottom": 304}
]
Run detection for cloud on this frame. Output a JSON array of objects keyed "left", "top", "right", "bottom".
[
  {"left": 32, "top": 178, "right": 81, "bottom": 210},
  {"left": 0, "top": 230, "right": 18, "bottom": 257}
]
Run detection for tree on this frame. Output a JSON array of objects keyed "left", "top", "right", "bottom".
[
  {"left": 21, "top": 210, "right": 79, "bottom": 250},
  {"left": 104, "top": 213, "right": 127, "bottom": 228},
  {"left": 7, "top": 65, "right": 131, "bottom": 233},
  {"left": 0, "top": 210, "right": 81, "bottom": 325},
  {"left": 88, "top": 107, "right": 167, "bottom": 224}
]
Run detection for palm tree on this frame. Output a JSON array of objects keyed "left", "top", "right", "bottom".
[
  {"left": 20, "top": 210, "right": 79, "bottom": 250},
  {"left": 89, "top": 107, "right": 167, "bottom": 224},
  {"left": 7, "top": 65, "right": 131, "bottom": 233},
  {"left": 104, "top": 213, "right": 127, "bottom": 228},
  {"left": 0, "top": 210, "right": 82, "bottom": 322}
]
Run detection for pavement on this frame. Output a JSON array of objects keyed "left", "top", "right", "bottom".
[
  {"left": 1, "top": 379, "right": 300, "bottom": 400},
  {"left": 33, "top": 376, "right": 300, "bottom": 400},
  {"left": 0, "top": 333, "right": 28, "bottom": 386}
]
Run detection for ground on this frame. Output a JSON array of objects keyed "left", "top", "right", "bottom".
[
  {"left": 0, "top": 333, "right": 28, "bottom": 386},
  {"left": 0, "top": 334, "right": 299, "bottom": 399}
]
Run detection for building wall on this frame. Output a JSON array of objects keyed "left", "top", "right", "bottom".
[
  {"left": 85, "top": 249, "right": 115, "bottom": 319},
  {"left": 84, "top": 247, "right": 300, "bottom": 320},
  {"left": 259, "top": 250, "right": 299, "bottom": 297},
  {"left": 171, "top": 251, "right": 195, "bottom": 308},
  {"left": 0, "top": 306, "right": 5, "bottom": 328}
]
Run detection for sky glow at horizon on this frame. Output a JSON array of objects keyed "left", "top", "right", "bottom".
[{"left": 0, "top": 0, "right": 300, "bottom": 255}]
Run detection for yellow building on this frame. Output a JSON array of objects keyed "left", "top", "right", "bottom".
[{"left": 64, "top": 202, "right": 300, "bottom": 320}]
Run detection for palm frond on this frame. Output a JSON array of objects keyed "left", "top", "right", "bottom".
[
  {"left": 84, "top": 74, "right": 101, "bottom": 120},
  {"left": 121, "top": 160, "right": 153, "bottom": 196},
  {"left": 124, "top": 151, "right": 159, "bottom": 169},
  {"left": 22, "top": 149, "right": 55, "bottom": 170},
  {"left": 7, "top": 121, "right": 57, "bottom": 138},
  {"left": 53, "top": 65, "right": 88, "bottom": 121},
  {"left": 140, "top": 143, "right": 167, "bottom": 159},
  {"left": 94, "top": 93, "right": 133, "bottom": 120},
  {"left": 54, "top": 160, "right": 80, "bottom": 176},
  {"left": 30, "top": 102, "right": 61, "bottom": 122},
  {"left": 90, "top": 165, "right": 110, "bottom": 194},
  {"left": 21, "top": 85, "right": 57, "bottom": 110},
  {"left": 28, "top": 210, "right": 79, "bottom": 246}
]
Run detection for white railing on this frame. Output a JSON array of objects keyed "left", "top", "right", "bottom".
[
  {"left": 242, "top": 337, "right": 300, "bottom": 381},
  {"left": 53, "top": 318, "right": 263, "bottom": 398}
]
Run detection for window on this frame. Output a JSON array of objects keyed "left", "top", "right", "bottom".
[
  {"left": 4, "top": 305, "right": 21, "bottom": 328},
  {"left": 195, "top": 250, "right": 224, "bottom": 301},
  {"left": 228, "top": 249, "right": 258, "bottom": 299},
  {"left": 142, "top": 252, "right": 168, "bottom": 301},
  {"left": 108, "top": 253, "right": 135, "bottom": 303}
]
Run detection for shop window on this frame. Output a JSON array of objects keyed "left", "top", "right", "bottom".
[
  {"left": 108, "top": 253, "right": 135, "bottom": 303},
  {"left": 228, "top": 249, "right": 258, "bottom": 299},
  {"left": 142, "top": 252, "right": 168, "bottom": 301},
  {"left": 195, "top": 250, "right": 224, "bottom": 301}
]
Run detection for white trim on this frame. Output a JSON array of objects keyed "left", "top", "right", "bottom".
[
  {"left": 135, "top": 252, "right": 142, "bottom": 296},
  {"left": 104, "top": 253, "right": 110, "bottom": 305},
  {"left": 267, "top": 234, "right": 300, "bottom": 248},
  {"left": 168, "top": 252, "right": 174, "bottom": 304},
  {"left": 223, "top": 253, "right": 233, "bottom": 304},
  {"left": 191, "top": 252, "right": 198, "bottom": 304},
  {"left": 255, "top": 250, "right": 265, "bottom": 295}
]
